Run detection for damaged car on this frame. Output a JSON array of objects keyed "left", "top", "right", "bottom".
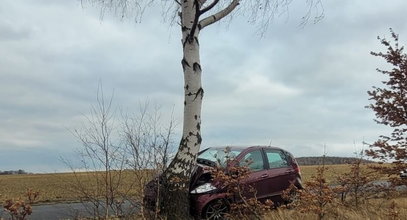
[{"left": 144, "top": 146, "right": 303, "bottom": 219}]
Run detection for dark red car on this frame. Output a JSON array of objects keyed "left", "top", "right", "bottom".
[{"left": 144, "top": 146, "right": 302, "bottom": 219}]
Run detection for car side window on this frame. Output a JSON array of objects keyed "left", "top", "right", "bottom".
[
  {"left": 265, "top": 150, "right": 289, "bottom": 169},
  {"left": 239, "top": 150, "right": 265, "bottom": 172}
]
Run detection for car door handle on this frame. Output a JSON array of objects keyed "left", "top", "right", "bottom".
[
  {"left": 285, "top": 170, "right": 294, "bottom": 174},
  {"left": 260, "top": 174, "right": 269, "bottom": 179}
]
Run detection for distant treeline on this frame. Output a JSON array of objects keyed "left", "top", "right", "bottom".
[
  {"left": 295, "top": 157, "right": 373, "bottom": 166},
  {"left": 0, "top": 169, "right": 28, "bottom": 175}
]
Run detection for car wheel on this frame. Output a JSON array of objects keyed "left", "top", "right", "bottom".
[{"left": 202, "top": 199, "right": 229, "bottom": 220}]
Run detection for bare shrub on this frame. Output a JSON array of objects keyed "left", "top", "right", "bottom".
[
  {"left": 3, "top": 189, "right": 39, "bottom": 220},
  {"left": 281, "top": 183, "right": 300, "bottom": 208},
  {"left": 67, "top": 90, "right": 129, "bottom": 218},
  {"left": 122, "top": 103, "right": 176, "bottom": 219},
  {"left": 335, "top": 151, "right": 380, "bottom": 207},
  {"left": 65, "top": 90, "right": 176, "bottom": 219},
  {"left": 291, "top": 156, "right": 336, "bottom": 220}
]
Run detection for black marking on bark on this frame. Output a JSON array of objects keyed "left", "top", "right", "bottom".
[
  {"left": 182, "top": 26, "right": 190, "bottom": 32},
  {"left": 183, "top": 131, "right": 202, "bottom": 147},
  {"left": 187, "top": 0, "right": 201, "bottom": 44},
  {"left": 184, "top": 101, "right": 186, "bottom": 106},
  {"left": 185, "top": 84, "right": 189, "bottom": 90},
  {"left": 193, "top": 62, "right": 201, "bottom": 72},
  {"left": 196, "top": 122, "right": 200, "bottom": 130},
  {"left": 186, "top": 88, "right": 204, "bottom": 100},
  {"left": 181, "top": 58, "right": 190, "bottom": 71},
  {"left": 194, "top": 115, "right": 198, "bottom": 120},
  {"left": 196, "top": 132, "right": 202, "bottom": 144},
  {"left": 178, "top": 136, "right": 189, "bottom": 152},
  {"left": 193, "top": 87, "right": 204, "bottom": 101},
  {"left": 183, "top": 35, "right": 190, "bottom": 48},
  {"left": 165, "top": 134, "right": 196, "bottom": 176}
]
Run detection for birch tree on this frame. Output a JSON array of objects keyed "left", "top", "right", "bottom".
[{"left": 84, "top": 0, "right": 322, "bottom": 218}]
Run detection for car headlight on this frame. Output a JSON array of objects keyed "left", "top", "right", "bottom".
[{"left": 190, "top": 183, "right": 217, "bottom": 194}]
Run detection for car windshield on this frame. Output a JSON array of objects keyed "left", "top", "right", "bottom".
[{"left": 198, "top": 148, "right": 242, "bottom": 167}]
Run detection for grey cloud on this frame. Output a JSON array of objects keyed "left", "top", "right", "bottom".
[
  {"left": 0, "top": 21, "right": 32, "bottom": 41},
  {"left": 1, "top": 0, "right": 406, "bottom": 172}
]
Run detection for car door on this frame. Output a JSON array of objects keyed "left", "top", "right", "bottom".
[
  {"left": 261, "top": 148, "right": 296, "bottom": 198},
  {"left": 237, "top": 149, "right": 270, "bottom": 200}
]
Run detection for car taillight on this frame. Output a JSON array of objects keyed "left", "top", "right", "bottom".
[
  {"left": 292, "top": 162, "right": 301, "bottom": 175},
  {"left": 295, "top": 166, "right": 301, "bottom": 174}
]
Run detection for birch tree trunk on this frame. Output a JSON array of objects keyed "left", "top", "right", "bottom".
[
  {"left": 160, "top": 1, "right": 242, "bottom": 218},
  {"left": 161, "top": 1, "right": 203, "bottom": 219}
]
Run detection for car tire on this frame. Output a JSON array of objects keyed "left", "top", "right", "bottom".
[{"left": 202, "top": 199, "right": 229, "bottom": 220}]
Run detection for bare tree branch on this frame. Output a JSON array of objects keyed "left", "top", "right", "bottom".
[
  {"left": 299, "top": 0, "right": 324, "bottom": 27},
  {"left": 174, "top": 0, "right": 181, "bottom": 6},
  {"left": 199, "top": 0, "right": 219, "bottom": 15},
  {"left": 186, "top": 0, "right": 202, "bottom": 43},
  {"left": 198, "top": 0, "right": 240, "bottom": 30}
]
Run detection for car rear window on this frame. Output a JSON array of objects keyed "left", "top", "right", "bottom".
[{"left": 264, "top": 150, "right": 289, "bottom": 168}]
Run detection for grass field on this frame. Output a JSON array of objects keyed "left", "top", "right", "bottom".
[
  {"left": 1, "top": 164, "right": 406, "bottom": 219},
  {"left": 0, "top": 164, "right": 398, "bottom": 203},
  {"left": 300, "top": 164, "right": 350, "bottom": 182},
  {"left": 0, "top": 171, "right": 143, "bottom": 203},
  {"left": 0, "top": 172, "right": 75, "bottom": 203},
  {"left": 299, "top": 164, "right": 386, "bottom": 183}
]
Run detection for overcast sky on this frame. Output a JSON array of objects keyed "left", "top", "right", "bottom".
[{"left": 1, "top": 0, "right": 406, "bottom": 173}]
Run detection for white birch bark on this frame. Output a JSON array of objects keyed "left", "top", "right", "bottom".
[
  {"left": 166, "top": 0, "right": 203, "bottom": 179},
  {"left": 161, "top": 2, "right": 245, "bottom": 218},
  {"left": 166, "top": 0, "right": 242, "bottom": 180}
]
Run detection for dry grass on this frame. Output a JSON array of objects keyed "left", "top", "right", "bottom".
[
  {"left": 265, "top": 197, "right": 407, "bottom": 220},
  {"left": 300, "top": 164, "right": 351, "bottom": 183},
  {"left": 0, "top": 173, "right": 72, "bottom": 203},
  {"left": 299, "top": 164, "right": 393, "bottom": 183},
  {"left": 0, "top": 170, "right": 148, "bottom": 203}
]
